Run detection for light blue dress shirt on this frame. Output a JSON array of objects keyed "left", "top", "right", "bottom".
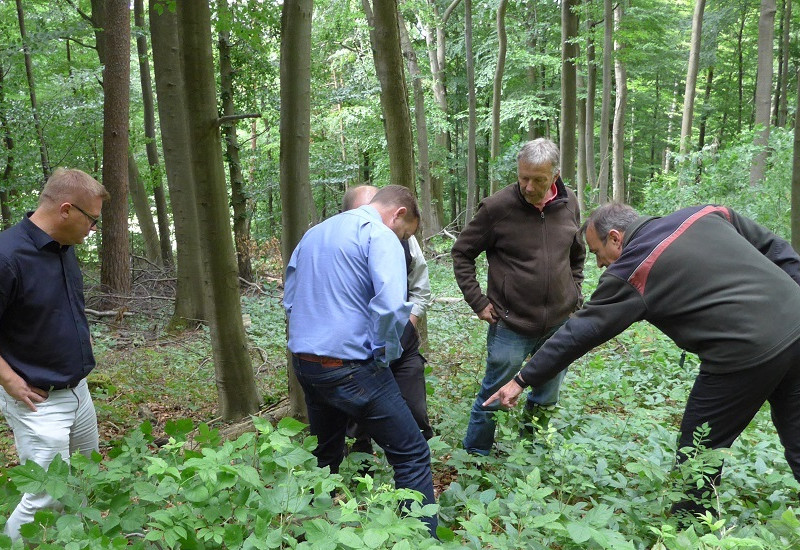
[{"left": 284, "top": 205, "right": 411, "bottom": 364}]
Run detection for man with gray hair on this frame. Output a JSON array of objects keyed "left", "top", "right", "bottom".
[
  {"left": 487, "top": 202, "right": 800, "bottom": 519},
  {"left": 0, "top": 168, "right": 109, "bottom": 540},
  {"left": 452, "top": 138, "right": 585, "bottom": 456}
]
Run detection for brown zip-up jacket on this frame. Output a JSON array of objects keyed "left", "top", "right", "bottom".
[{"left": 451, "top": 178, "right": 585, "bottom": 337}]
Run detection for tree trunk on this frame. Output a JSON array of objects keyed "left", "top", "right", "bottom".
[
  {"left": 176, "top": 1, "right": 260, "bottom": 421},
  {"left": 128, "top": 150, "right": 162, "bottom": 264},
  {"left": 464, "top": 0, "right": 478, "bottom": 225},
  {"left": 218, "top": 1, "right": 255, "bottom": 283},
  {"left": 791, "top": 70, "right": 800, "bottom": 250},
  {"left": 280, "top": 0, "right": 317, "bottom": 422},
  {"left": 363, "top": 0, "right": 415, "bottom": 194},
  {"left": 737, "top": 6, "right": 747, "bottom": 134},
  {"left": 15, "top": 0, "right": 50, "bottom": 183},
  {"left": 612, "top": 1, "right": 626, "bottom": 202},
  {"left": 775, "top": 0, "right": 791, "bottom": 127},
  {"left": 560, "top": 0, "right": 579, "bottom": 187},
  {"left": 663, "top": 79, "right": 679, "bottom": 172},
  {"left": 749, "top": 0, "right": 776, "bottom": 187},
  {"left": 0, "top": 60, "right": 14, "bottom": 229},
  {"left": 98, "top": 0, "right": 132, "bottom": 307},
  {"left": 698, "top": 66, "right": 714, "bottom": 150},
  {"left": 150, "top": 0, "right": 208, "bottom": 325},
  {"left": 596, "top": 0, "right": 612, "bottom": 203},
  {"left": 678, "top": 0, "right": 706, "bottom": 158},
  {"left": 650, "top": 74, "right": 660, "bottom": 178},
  {"left": 134, "top": 0, "right": 172, "bottom": 266},
  {"left": 490, "top": 0, "right": 508, "bottom": 195},
  {"left": 422, "top": 6, "right": 447, "bottom": 231},
  {"left": 577, "top": 72, "right": 587, "bottom": 215},
  {"left": 585, "top": 11, "right": 597, "bottom": 190},
  {"left": 398, "top": 14, "right": 438, "bottom": 238}
]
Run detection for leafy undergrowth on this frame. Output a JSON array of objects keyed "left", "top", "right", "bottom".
[{"left": 2, "top": 250, "right": 800, "bottom": 548}]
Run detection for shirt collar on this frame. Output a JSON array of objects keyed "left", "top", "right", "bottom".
[
  {"left": 21, "top": 212, "right": 66, "bottom": 252},
  {"left": 533, "top": 181, "right": 559, "bottom": 210}
]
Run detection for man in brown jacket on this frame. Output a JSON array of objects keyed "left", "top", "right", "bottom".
[{"left": 452, "top": 138, "right": 585, "bottom": 455}]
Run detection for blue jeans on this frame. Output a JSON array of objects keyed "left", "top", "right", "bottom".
[
  {"left": 463, "top": 321, "right": 567, "bottom": 455},
  {"left": 292, "top": 356, "right": 437, "bottom": 534}
]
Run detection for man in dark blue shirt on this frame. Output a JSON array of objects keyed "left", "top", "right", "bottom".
[{"left": 0, "top": 168, "right": 109, "bottom": 541}]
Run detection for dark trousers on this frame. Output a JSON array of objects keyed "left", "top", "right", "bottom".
[
  {"left": 291, "top": 354, "right": 437, "bottom": 535},
  {"left": 672, "top": 337, "right": 800, "bottom": 516},
  {"left": 348, "top": 322, "right": 432, "bottom": 453}
]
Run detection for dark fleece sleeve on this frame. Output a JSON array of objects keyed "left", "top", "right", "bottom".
[
  {"left": 451, "top": 202, "right": 494, "bottom": 314},
  {"left": 727, "top": 207, "right": 800, "bottom": 287}
]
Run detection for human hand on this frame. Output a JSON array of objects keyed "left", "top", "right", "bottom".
[
  {"left": 1, "top": 372, "right": 47, "bottom": 412},
  {"left": 483, "top": 379, "right": 524, "bottom": 409},
  {"left": 477, "top": 303, "right": 499, "bottom": 324},
  {"left": 409, "top": 314, "right": 419, "bottom": 328}
]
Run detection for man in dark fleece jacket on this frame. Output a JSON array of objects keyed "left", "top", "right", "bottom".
[
  {"left": 452, "top": 138, "right": 585, "bottom": 456},
  {"left": 487, "top": 202, "right": 800, "bottom": 517}
]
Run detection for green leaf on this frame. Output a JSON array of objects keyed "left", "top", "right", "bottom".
[
  {"left": 567, "top": 521, "right": 592, "bottom": 544},
  {"left": 277, "top": 417, "right": 307, "bottom": 436},
  {"left": 362, "top": 528, "right": 389, "bottom": 549},
  {"left": 184, "top": 483, "right": 210, "bottom": 503},
  {"left": 8, "top": 461, "right": 47, "bottom": 494}
]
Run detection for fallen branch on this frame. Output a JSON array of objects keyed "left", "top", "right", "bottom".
[{"left": 85, "top": 308, "right": 135, "bottom": 318}]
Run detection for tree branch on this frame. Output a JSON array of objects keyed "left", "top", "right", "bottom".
[
  {"left": 215, "top": 113, "right": 262, "bottom": 127},
  {"left": 442, "top": 0, "right": 463, "bottom": 25}
]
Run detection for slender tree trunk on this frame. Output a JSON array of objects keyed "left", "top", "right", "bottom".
[
  {"left": 749, "top": 0, "right": 776, "bottom": 187},
  {"left": 664, "top": 79, "right": 679, "bottom": 172},
  {"left": 134, "top": 0, "right": 172, "bottom": 266},
  {"left": 650, "top": 73, "right": 660, "bottom": 178},
  {"left": 737, "top": 6, "right": 747, "bottom": 134},
  {"left": 150, "top": 0, "right": 208, "bottom": 325},
  {"left": 627, "top": 104, "right": 635, "bottom": 188},
  {"left": 128, "top": 150, "right": 162, "bottom": 264},
  {"left": 775, "top": 0, "right": 791, "bottom": 127},
  {"left": 363, "top": 0, "right": 415, "bottom": 194},
  {"left": 398, "top": 14, "right": 439, "bottom": 237},
  {"left": 98, "top": 0, "right": 132, "bottom": 306},
  {"left": 422, "top": 6, "right": 447, "bottom": 231},
  {"left": 679, "top": 0, "right": 706, "bottom": 158},
  {"left": 612, "top": 1, "right": 626, "bottom": 201},
  {"left": 560, "top": 0, "right": 579, "bottom": 187},
  {"left": 280, "top": 0, "right": 316, "bottom": 422},
  {"left": 464, "top": 0, "right": 478, "bottom": 224},
  {"left": 698, "top": 66, "right": 714, "bottom": 150},
  {"left": 15, "top": 0, "right": 50, "bottom": 183},
  {"left": 176, "top": 1, "right": 260, "bottom": 421},
  {"left": 791, "top": 69, "right": 800, "bottom": 250},
  {"left": 585, "top": 12, "right": 597, "bottom": 190},
  {"left": 596, "top": 0, "right": 612, "bottom": 203},
  {"left": 0, "top": 61, "right": 13, "bottom": 229},
  {"left": 490, "top": 0, "right": 508, "bottom": 195},
  {"left": 577, "top": 73, "right": 587, "bottom": 214},
  {"left": 218, "top": 1, "right": 255, "bottom": 283}
]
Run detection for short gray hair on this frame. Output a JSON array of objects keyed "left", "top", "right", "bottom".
[
  {"left": 582, "top": 203, "right": 639, "bottom": 243},
  {"left": 40, "top": 168, "right": 110, "bottom": 205},
  {"left": 517, "top": 138, "right": 560, "bottom": 177}
]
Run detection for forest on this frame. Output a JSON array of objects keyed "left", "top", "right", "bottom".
[{"left": 0, "top": 0, "right": 799, "bottom": 547}]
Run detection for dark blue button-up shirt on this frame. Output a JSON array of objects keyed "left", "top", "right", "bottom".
[{"left": 0, "top": 215, "right": 95, "bottom": 389}]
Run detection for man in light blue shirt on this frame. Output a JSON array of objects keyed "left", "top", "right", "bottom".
[{"left": 284, "top": 185, "right": 437, "bottom": 535}]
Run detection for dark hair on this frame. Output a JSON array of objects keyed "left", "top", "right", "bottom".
[
  {"left": 369, "top": 185, "right": 420, "bottom": 221},
  {"left": 582, "top": 203, "right": 639, "bottom": 243}
]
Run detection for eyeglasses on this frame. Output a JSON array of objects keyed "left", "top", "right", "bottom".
[{"left": 69, "top": 203, "right": 100, "bottom": 229}]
